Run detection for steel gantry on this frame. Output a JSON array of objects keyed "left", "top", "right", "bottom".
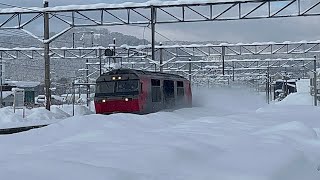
[
  {"left": 1, "top": 0, "right": 320, "bottom": 28},
  {"left": 1, "top": 40, "right": 318, "bottom": 78},
  {"left": 2, "top": 40, "right": 320, "bottom": 59},
  {"left": 1, "top": 0, "right": 320, "bottom": 109}
]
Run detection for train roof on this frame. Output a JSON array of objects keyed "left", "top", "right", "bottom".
[{"left": 101, "top": 68, "right": 188, "bottom": 80}]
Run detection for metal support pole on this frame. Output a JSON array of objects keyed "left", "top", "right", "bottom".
[
  {"left": 232, "top": 61, "right": 235, "bottom": 81},
  {"left": 72, "top": 32, "right": 75, "bottom": 48},
  {"left": 269, "top": 76, "right": 272, "bottom": 101},
  {"left": 0, "top": 58, "right": 3, "bottom": 108},
  {"left": 72, "top": 81, "right": 75, "bottom": 116},
  {"left": 314, "top": 56, "right": 317, "bottom": 106},
  {"left": 91, "top": 32, "right": 94, "bottom": 47},
  {"left": 266, "top": 67, "right": 270, "bottom": 104},
  {"left": 159, "top": 42, "right": 163, "bottom": 72},
  {"left": 86, "top": 59, "right": 89, "bottom": 107},
  {"left": 44, "top": 0, "right": 51, "bottom": 111},
  {"left": 188, "top": 58, "right": 192, "bottom": 82},
  {"left": 113, "top": 38, "right": 116, "bottom": 63},
  {"left": 222, "top": 46, "right": 225, "bottom": 75},
  {"left": 78, "top": 84, "right": 81, "bottom": 99},
  {"left": 151, "top": 6, "right": 156, "bottom": 62},
  {"left": 99, "top": 49, "right": 102, "bottom": 75},
  {"left": 285, "top": 72, "right": 288, "bottom": 96}
]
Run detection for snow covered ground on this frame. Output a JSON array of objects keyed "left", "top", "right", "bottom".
[{"left": 0, "top": 80, "right": 320, "bottom": 180}]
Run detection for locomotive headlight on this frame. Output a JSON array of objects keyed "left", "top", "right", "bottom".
[
  {"left": 102, "top": 99, "right": 106, "bottom": 103},
  {"left": 125, "top": 98, "right": 129, "bottom": 101},
  {"left": 112, "top": 77, "right": 116, "bottom": 80},
  {"left": 118, "top": 76, "right": 122, "bottom": 80}
]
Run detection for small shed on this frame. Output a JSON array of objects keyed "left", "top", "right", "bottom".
[{"left": 5, "top": 81, "right": 41, "bottom": 106}]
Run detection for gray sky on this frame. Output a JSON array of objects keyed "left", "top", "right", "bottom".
[{"left": 1, "top": 0, "right": 320, "bottom": 43}]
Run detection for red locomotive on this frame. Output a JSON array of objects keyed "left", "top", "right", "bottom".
[{"left": 94, "top": 69, "right": 192, "bottom": 114}]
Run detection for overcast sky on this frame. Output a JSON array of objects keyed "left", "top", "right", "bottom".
[{"left": 1, "top": 0, "right": 320, "bottom": 43}]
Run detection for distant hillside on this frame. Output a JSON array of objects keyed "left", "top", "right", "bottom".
[
  {"left": 1, "top": 28, "right": 239, "bottom": 85},
  {"left": 1, "top": 28, "right": 149, "bottom": 82}
]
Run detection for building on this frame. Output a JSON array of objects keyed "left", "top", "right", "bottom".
[
  {"left": 308, "top": 68, "right": 320, "bottom": 99},
  {"left": 1, "top": 81, "right": 41, "bottom": 107},
  {"left": 272, "top": 79, "right": 297, "bottom": 100}
]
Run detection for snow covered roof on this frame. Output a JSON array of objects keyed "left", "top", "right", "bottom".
[
  {"left": 1, "top": 91, "right": 13, "bottom": 99},
  {"left": 6, "top": 81, "right": 41, "bottom": 88},
  {"left": 274, "top": 79, "right": 297, "bottom": 83}
]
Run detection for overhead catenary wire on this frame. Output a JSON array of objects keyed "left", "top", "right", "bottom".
[
  {"left": 0, "top": 1, "right": 194, "bottom": 61},
  {"left": 0, "top": 29, "right": 92, "bottom": 47},
  {"left": 0, "top": 1, "right": 176, "bottom": 45}
]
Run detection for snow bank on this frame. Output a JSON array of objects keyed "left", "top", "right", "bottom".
[
  {"left": 0, "top": 107, "right": 24, "bottom": 124},
  {"left": 59, "top": 105, "right": 94, "bottom": 116},
  {"left": 276, "top": 92, "right": 313, "bottom": 105},
  {"left": 0, "top": 106, "right": 71, "bottom": 129},
  {"left": 254, "top": 121, "right": 318, "bottom": 140},
  {"left": 26, "top": 108, "right": 66, "bottom": 121},
  {"left": 276, "top": 79, "right": 314, "bottom": 106}
]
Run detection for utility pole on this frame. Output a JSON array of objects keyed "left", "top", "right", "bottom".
[
  {"left": 44, "top": 0, "right": 51, "bottom": 111},
  {"left": 314, "top": 56, "right": 317, "bottom": 106}
]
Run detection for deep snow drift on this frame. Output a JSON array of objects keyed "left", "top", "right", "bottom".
[
  {"left": 0, "top": 105, "right": 94, "bottom": 129},
  {"left": 0, "top": 81, "right": 320, "bottom": 180}
]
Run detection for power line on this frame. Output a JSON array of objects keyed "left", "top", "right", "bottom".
[
  {"left": 0, "top": 2, "right": 113, "bottom": 26},
  {"left": 0, "top": 2, "right": 42, "bottom": 13},
  {"left": 0, "top": 29, "right": 90, "bottom": 47}
]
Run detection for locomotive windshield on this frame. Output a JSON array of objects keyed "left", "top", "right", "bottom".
[
  {"left": 96, "top": 80, "right": 139, "bottom": 95},
  {"left": 116, "top": 80, "right": 139, "bottom": 92},
  {"left": 96, "top": 81, "right": 115, "bottom": 94}
]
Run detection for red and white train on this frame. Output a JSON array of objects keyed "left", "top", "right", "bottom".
[{"left": 94, "top": 69, "right": 192, "bottom": 114}]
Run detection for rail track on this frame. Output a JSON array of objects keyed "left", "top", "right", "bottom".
[{"left": 0, "top": 124, "right": 49, "bottom": 135}]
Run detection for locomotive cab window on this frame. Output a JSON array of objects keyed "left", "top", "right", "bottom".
[
  {"left": 177, "top": 81, "right": 184, "bottom": 97},
  {"left": 96, "top": 81, "right": 115, "bottom": 94},
  {"left": 116, "top": 80, "right": 139, "bottom": 93},
  {"left": 151, "top": 79, "right": 161, "bottom": 102}
]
